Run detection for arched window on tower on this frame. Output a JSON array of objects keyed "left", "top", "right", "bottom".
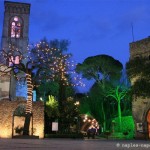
[{"left": 10, "top": 16, "right": 22, "bottom": 38}]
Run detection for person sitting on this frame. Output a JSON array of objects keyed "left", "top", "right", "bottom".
[
  {"left": 90, "top": 127, "right": 96, "bottom": 139},
  {"left": 87, "top": 127, "right": 96, "bottom": 139},
  {"left": 87, "top": 128, "right": 91, "bottom": 139}
]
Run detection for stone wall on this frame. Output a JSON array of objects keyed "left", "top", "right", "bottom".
[
  {"left": 129, "top": 37, "right": 150, "bottom": 59},
  {"left": 130, "top": 37, "right": 150, "bottom": 139},
  {"left": 0, "top": 100, "right": 44, "bottom": 138},
  {"left": 132, "top": 98, "right": 150, "bottom": 139},
  {"left": 0, "top": 75, "right": 10, "bottom": 100}
]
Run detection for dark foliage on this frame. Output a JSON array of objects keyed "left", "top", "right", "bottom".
[{"left": 126, "top": 57, "right": 150, "bottom": 97}]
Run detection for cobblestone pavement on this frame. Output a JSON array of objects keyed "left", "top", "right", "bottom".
[{"left": 0, "top": 138, "right": 149, "bottom": 150}]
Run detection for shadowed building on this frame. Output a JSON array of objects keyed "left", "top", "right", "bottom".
[{"left": 129, "top": 37, "right": 150, "bottom": 139}]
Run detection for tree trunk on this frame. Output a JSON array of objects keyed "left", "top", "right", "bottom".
[
  {"left": 118, "top": 101, "right": 122, "bottom": 131},
  {"left": 58, "top": 80, "right": 66, "bottom": 132},
  {"left": 23, "top": 113, "right": 31, "bottom": 135},
  {"left": 23, "top": 72, "right": 33, "bottom": 135},
  {"left": 101, "top": 102, "right": 106, "bottom": 132}
]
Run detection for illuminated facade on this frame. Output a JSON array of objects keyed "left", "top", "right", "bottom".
[
  {"left": 129, "top": 37, "right": 150, "bottom": 139},
  {"left": 0, "top": 100, "right": 44, "bottom": 138},
  {"left": 1, "top": 1, "right": 30, "bottom": 100},
  {"left": 0, "top": 1, "right": 44, "bottom": 139},
  {"left": 0, "top": 73, "right": 10, "bottom": 100}
]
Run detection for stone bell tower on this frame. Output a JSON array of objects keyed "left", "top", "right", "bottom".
[{"left": 1, "top": 1, "right": 30, "bottom": 100}]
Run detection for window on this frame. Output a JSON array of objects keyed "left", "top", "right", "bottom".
[
  {"left": 9, "top": 55, "right": 20, "bottom": 66},
  {"left": 10, "top": 16, "right": 22, "bottom": 38}
]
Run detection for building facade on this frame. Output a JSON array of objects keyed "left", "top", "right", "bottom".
[
  {"left": 1, "top": 1, "right": 30, "bottom": 100},
  {"left": 0, "top": 100, "right": 44, "bottom": 138},
  {"left": 129, "top": 37, "right": 150, "bottom": 139},
  {"left": 0, "top": 1, "right": 44, "bottom": 139}
]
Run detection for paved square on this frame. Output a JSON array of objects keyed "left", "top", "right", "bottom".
[{"left": 0, "top": 139, "right": 150, "bottom": 150}]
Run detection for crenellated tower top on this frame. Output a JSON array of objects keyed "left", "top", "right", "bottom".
[
  {"left": 4, "top": 1, "right": 30, "bottom": 14},
  {"left": 129, "top": 37, "right": 150, "bottom": 60}
]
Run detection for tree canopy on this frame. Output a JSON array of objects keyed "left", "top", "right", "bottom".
[
  {"left": 76, "top": 54, "right": 123, "bottom": 131},
  {"left": 76, "top": 54, "right": 123, "bottom": 83},
  {"left": 126, "top": 57, "right": 150, "bottom": 97}
]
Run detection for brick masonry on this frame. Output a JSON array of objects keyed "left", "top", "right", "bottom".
[{"left": 0, "top": 100, "right": 44, "bottom": 138}]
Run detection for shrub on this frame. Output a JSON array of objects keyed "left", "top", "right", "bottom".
[{"left": 113, "top": 116, "right": 135, "bottom": 139}]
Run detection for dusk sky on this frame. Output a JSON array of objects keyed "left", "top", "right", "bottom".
[{"left": 0, "top": 0, "right": 150, "bottom": 92}]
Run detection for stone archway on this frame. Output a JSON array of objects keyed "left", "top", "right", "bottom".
[
  {"left": 80, "top": 114, "right": 100, "bottom": 135},
  {"left": 147, "top": 110, "right": 150, "bottom": 138}
]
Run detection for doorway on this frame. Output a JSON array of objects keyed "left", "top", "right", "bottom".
[
  {"left": 147, "top": 110, "right": 150, "bottom": 138},
  {"left": 12, "top": 104, "right": 33, "bottom": 137}
]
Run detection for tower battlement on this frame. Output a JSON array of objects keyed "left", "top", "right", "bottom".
[
  {"left": 129, "top": 37, "right": 150, "bottom": 59},
  {"left": 4, "top": 1, "right": 30, "bottom": 14}
]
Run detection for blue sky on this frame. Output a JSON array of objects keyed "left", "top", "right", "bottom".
[{"left": 0, "top": 0, "right": 150, "bottom": 92}]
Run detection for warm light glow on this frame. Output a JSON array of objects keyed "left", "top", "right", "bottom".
[
  {"left": 0, "top": 127, "right": 12, "bottom": 138},
  {"left": 33, "top": 123, "right": 44, "bottom": 139},
  {"left": 26, "top": 73, "right": 33, "bottom": 114},
  {"left": 88, "top": 119, "right": 91, "bottom": 122},
  {"left": 74, "top": 101, "right": 80, "bottom": 106}
]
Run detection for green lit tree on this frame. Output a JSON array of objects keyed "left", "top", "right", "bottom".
[
  {"left": 106, "top": 86, "right": 128, "bottom": 131},
  {"left": 76, "top": 54, "right": 123, "bottom": 131},
  {"left": 45, "top": 95, "right": 59, "bottom": 118}
]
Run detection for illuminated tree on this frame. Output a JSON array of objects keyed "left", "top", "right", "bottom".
[
  {"left": 0, "top": 43, "right": 47, "bottom": 135},
  {"left": 32, "top": 39, "right": 84, "bottom": 100},
  {"left": 0, "top": 38, "right": 84, "bottom": 135},
  {"left": 45, "top": 95, "right": 59, "bottom": 118},
  {"left": 106, "top": 86, "right": 128, "bottom": 131},
  {"left": 0, "top": 50, "right": 30, "bottom": 135},
  {"left": 37, "top": 39, "right": 84, "bottom": 132},
  {"left": 76, "top": 54, "right": 123, "bottom": 131}
]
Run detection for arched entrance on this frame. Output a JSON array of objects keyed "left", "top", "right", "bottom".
[
  {"left": 12, "top": 104, "right": 33, "bottom": 137},
  {"left": 147, "top": 110, "right": 150, "bottom": 138},
  {"left": 80, "top": 114, "right": 100, "bottom": 135}
]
